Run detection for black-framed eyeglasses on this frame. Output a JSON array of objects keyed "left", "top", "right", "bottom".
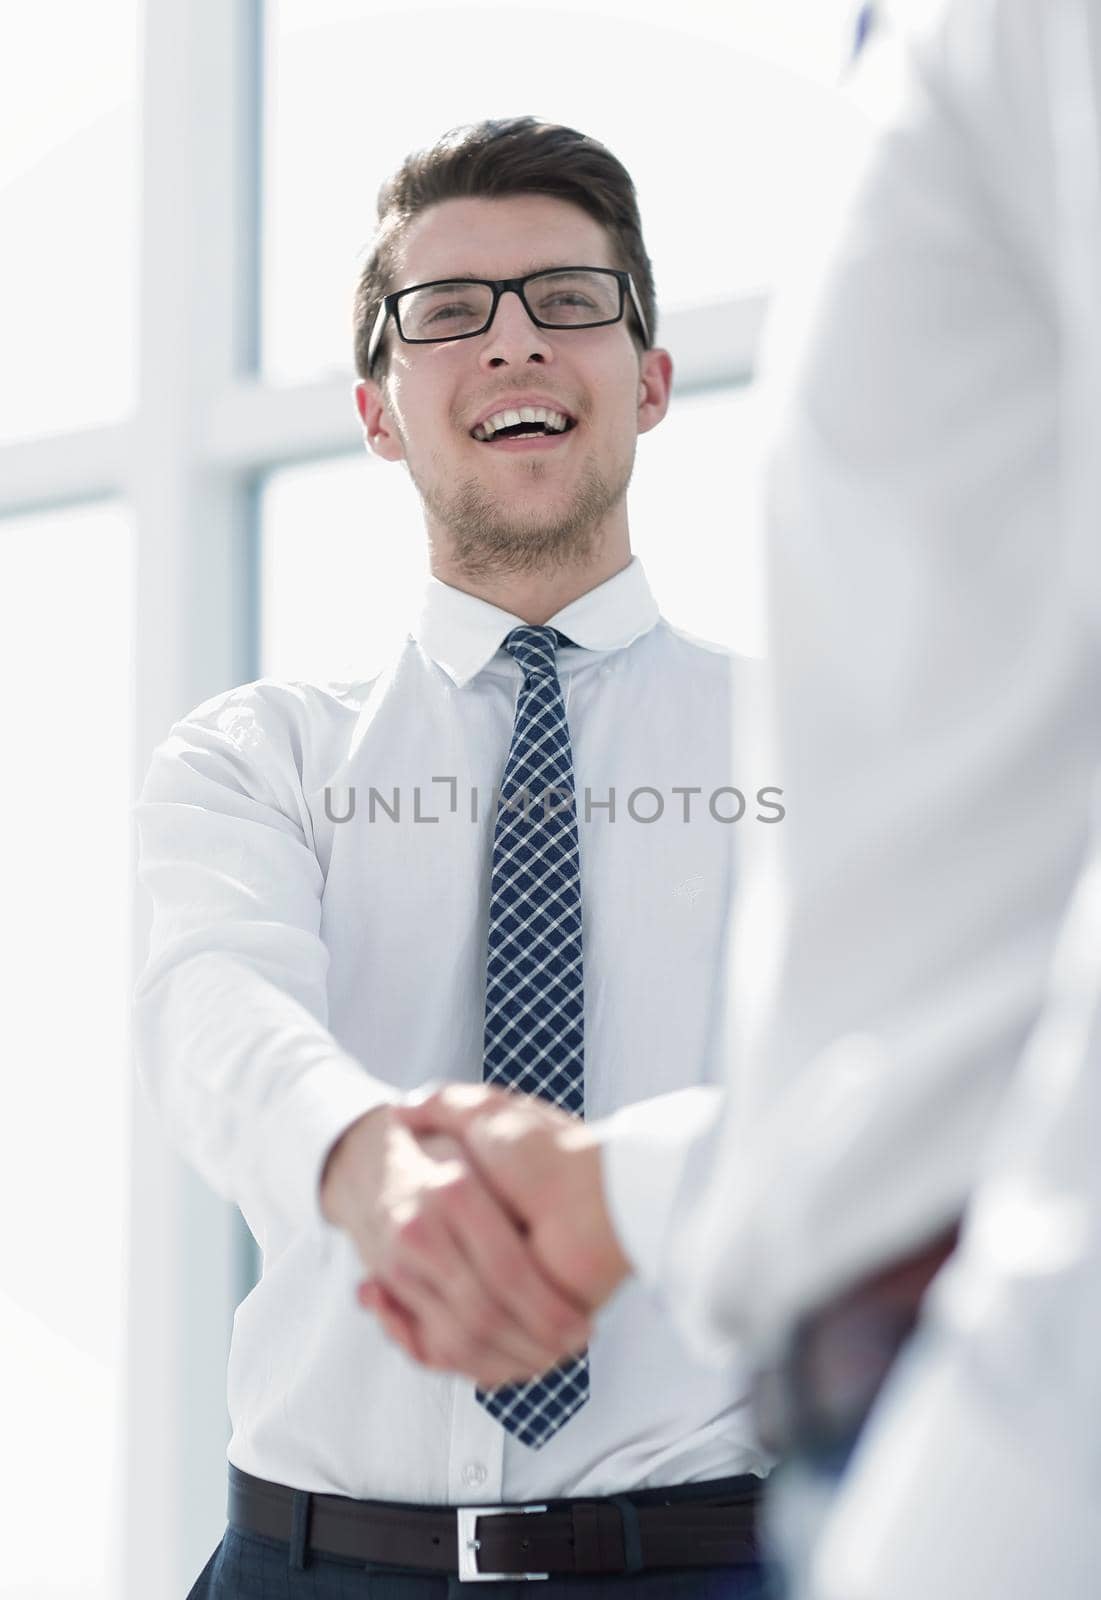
[{"left": 365, "top": 266, "right": 651, "bottom": 375}]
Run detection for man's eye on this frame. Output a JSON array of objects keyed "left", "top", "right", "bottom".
[{"left": 426, "top": 303, "right": 475, "bottom": 323}]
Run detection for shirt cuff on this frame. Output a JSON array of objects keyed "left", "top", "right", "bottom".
[
  {"left": 255, "top": 1052, "right": 403, "bottom": 1234},
  {"left": 598, "top": 1086, "right": 724, "bottom": 1286}
]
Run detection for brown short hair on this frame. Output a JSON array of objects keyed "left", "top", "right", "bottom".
[{"left": 352, "top": 116, "right": 657, "bottom": 383}]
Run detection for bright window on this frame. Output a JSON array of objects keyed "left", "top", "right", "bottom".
[
  {"left": 260, "top": 454, "right": 430, "bottom": 681},
  {"left": 0, "top": 501, "right": 134, "bottom": 1600},
  {"left": 0, "top": 3, "right": 140, "bottom": 444}
]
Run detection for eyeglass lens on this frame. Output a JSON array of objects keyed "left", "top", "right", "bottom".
[{"left": 397, "top": 269, "right": 621, "bottom": 341}]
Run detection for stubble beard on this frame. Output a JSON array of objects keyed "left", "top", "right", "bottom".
[{"left": 412, "top": 442, "right": 635, "bottom": 580}]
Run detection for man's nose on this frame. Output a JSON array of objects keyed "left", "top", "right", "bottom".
[{"left": 479, "top": 288, "right": 554, "bottom": 364}]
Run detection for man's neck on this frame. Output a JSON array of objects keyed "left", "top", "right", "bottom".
[{"left": 430, "top": 547, "right": 633, "bottom": 626}]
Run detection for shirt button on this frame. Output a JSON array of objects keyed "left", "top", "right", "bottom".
[{"left": 462, "top": 1460, "right": 488, "bottom": 1488}]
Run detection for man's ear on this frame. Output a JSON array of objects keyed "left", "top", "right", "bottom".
[
  {"left": 636, "top": 347, "right": 673, "bottom": 437},
  {"left": 354, "top": 378, "right": 406, "bottom": 462}
]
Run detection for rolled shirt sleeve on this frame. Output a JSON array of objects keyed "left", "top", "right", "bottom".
[{"left": 131, "top": 682, "right": 395, "bottom": 1236}]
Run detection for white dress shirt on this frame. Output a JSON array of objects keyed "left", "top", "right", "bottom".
[
  {"left": 132, "top": 555, "right": 774, "bottom": 1503},
  {"left": 813, "top": 837, "right": 1101, "bottom": 1599},
  {"left": 797, "top": 3, "right": 1101, "bottom": 1594},
  {"left": 604, "top": 0, "right": 1101, "bottom": 1369}
]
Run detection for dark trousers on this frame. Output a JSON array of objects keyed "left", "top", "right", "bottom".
[{"left": 186, "top": 1519, "right": 783, "bottom": 1599}]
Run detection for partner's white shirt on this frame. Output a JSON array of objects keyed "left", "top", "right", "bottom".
[
  {"left": 812, "top": 836, "right": 1101, "bottom": 1600},
  {"left": 603, "top": 0, "right": 1101, "bottom": 1362},
  {"left": 131, "top": 554, "right": 775, "bottom": 1503},
  {"left": 802, "top": 4, "right": 1101, "bottom": 1595}
]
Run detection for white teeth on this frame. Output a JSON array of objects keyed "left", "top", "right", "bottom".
[{"left": 471, "top": 405, "right": 571, "bottom": 441}]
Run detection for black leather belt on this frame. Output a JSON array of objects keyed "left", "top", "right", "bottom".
[{"left": 228, "top": 1461, "right": 765, "bottom": 1581}]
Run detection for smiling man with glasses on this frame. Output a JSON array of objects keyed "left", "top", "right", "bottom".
[
  {"left": 136, "top": 115, "right": 779, "bottom": 1599},
  {"left": 353, "top": 160, "right": 666, "bottom": 623}
]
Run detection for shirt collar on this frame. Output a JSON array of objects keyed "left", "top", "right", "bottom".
[{"left": 412, "top": 556, "right": 661, "bottom": 687}]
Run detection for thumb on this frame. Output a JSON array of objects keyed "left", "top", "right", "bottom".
[
  {"left": 459, "top": 1112, "right": 541, "bottom": 1224},
  {"left": 391, "top": 1098, "right": 516, "bottom": 1203},
  {"left": 390, "top": 1101, "right": 444, "bottom": 1133},
  {"left": 392, "top": 1084, "right": 497, "bottom": 1139}
]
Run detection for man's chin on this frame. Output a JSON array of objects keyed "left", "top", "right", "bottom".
[
  {"left": 451, "top": 529, "right": 599, "bottom": 574},
  {"left": 419, "top": 454, "right": 628, "bottom": 572}
]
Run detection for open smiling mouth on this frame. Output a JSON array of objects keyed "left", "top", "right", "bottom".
[{"left": 470, "top": 413, "right": 579, "bottom": 449}]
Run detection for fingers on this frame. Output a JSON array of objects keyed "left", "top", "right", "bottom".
[
  {"left": 359, "top": 1279, "right": 427, "bottom": 1365},
  {"left": 343, "top": 1108, "right": 593, "bottom": 1384},
  {"left": 395, "top": 1083, "right": 508, "bottom": 1140},
  {"left": 374, "top": 1198, "right": 588, "bottom": 1385},
  {"left": 373, "top": 1265, "right": 567, "bottom": 1387},
  {"left": 362, "top": 1275, "right": 540, "bottom": 1387},
  {"left": 395, "top": 1089, "right": 566, "bottom": 1226},
  {"left": 440, "top": 1163, "right": 592, "bottom": 1337}
]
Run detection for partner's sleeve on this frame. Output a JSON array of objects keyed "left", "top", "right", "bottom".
[
  {"left": 131, "top": 682, "right": 396, "bottom": 1237},
  {"left": 597, "top": 1087, "right": 724, "bottom": 1291}
]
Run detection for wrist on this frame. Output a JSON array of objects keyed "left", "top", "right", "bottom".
[
  {"left": 555, "top": 1128, "right": 632, "bottom": 1301},
  {"left": 320, "top": 1103, "right": 391, "bottom": 1226}
]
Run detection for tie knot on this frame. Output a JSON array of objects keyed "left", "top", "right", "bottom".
[{"left": 504, "top": 625, "right": 564, "bottom": 679}]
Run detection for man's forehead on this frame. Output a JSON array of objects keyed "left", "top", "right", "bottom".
[{"left": 394, "top": 197, "right": 613, "bottom": 283}]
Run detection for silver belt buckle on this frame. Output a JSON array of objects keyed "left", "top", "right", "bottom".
[{"left": 456, "top": 1503, "right": 550, "bottom": 1581}]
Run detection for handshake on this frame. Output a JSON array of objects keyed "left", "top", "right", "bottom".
[{"left": 319, "top": 1085, "right": 633, "bottom": 1386}]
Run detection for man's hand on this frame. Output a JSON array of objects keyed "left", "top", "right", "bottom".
[
  {"left": 320, "top": 1105, "right": 591, "bottom": 1385},
  {"left": 382, "top": 1086, "right": 633, "bottom": 1315}
]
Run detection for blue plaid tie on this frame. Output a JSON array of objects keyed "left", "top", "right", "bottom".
[{"left": 477, "top": 624, "right": 589, "bottom": 1448}]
